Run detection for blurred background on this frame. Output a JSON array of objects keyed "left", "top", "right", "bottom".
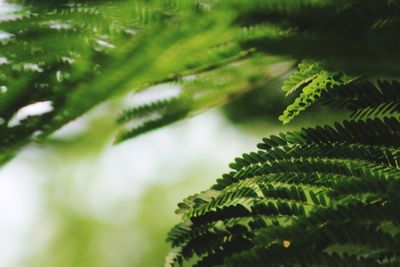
[
  {"left": 0, "top": 72, "right": 338, "bottom": 267},
  {"left": 0, "top": 0, "right": 342, "bottom": 265},
  {"left": 0, "top": 107, "right": 267, "bottom": 267}
]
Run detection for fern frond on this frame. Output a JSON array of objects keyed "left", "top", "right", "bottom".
[
  {"left": 279, "top": 62, "right": 356, "bottom": 123},
  {"left": 281, "top": 60, "right": 321, "bottom": 95},
  {"left": 0, "top": 0, "right": 294, "bottom": 162},
  {"left": 115, "top": 107, "right": 190, "bottom": 143},
  {"left": 114, "top": 55, "right": 291, "bottom": 143},
  {"left": 167, "top": 111, "right": 400, "bottom": 266},
  {"left": 116, "top": 96, "right": 185, "bottom": 125},
  {"left": 319, "top": 80, "right": 400, "bottom": 120}
]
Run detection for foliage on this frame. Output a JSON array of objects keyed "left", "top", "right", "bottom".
[
  {"left": 4, "top": 0, "right": 400, "bottom": 163},
  {"left": 1, "top": 0, "right": 288, "bottom": 163},
  {"left": 166, "top": 78, "right": 400, "bottom": 266},
  {"left": 165, "top": 1, "right": 400, "bottom": 266},
  {"left": 1, "top": 0, "right": 400, "bottom": 266}
]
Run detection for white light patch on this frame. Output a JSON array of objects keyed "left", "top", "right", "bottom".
[
  {"left": 0, "top": 57, "right": 8, "bottom": 65},
  {"left": 0, "top": 0, "right": 21, "bottom": 22},
  {"left": 48, "top": 21, "right": 72, "bottom": 30},
  {"left": 124, "top": 28, "right": 138, "bottom": 36},
  {"left": 61, "top": 56, "right": 75, "bottom": 65},
  {"left": 182, "top": 74, "right": 196, "bottom": 81},
  {"left": 95, "top": 39, "right": 115, "bottom": 49},
  {"left": 0, "top": 31, "right": 13, "bottom": 43},
  {"left": 23, "top": 63, "right": 43, "bottom": 73},
  {"left": 8, "top": 101, "right": 53, "bottom": 127}
]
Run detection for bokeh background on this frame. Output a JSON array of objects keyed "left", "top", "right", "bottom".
[
  {"left": 0, "top": 108, "right": 267, "bottom": 267},
  {"left": 0, "top": 70, "right": 338, "bottom": 267},
  {"left": 0, "top": 1, "right": 341, "bottom": 265}
]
